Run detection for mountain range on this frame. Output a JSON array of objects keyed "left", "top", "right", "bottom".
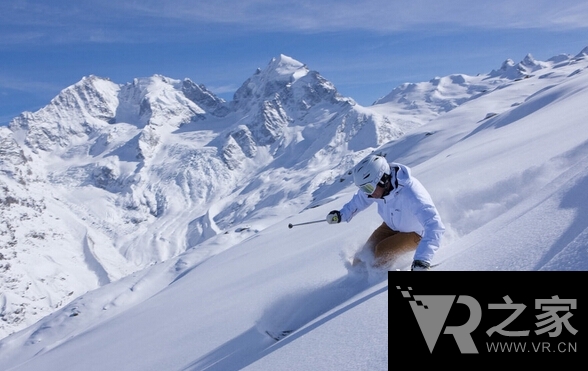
[{"left": 1, "top": 45, "right": 587, "bottom": 352}]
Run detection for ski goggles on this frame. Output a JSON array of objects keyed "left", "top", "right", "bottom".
[{"left": 358, "top": 181, "right": 378, "bottom": 195}]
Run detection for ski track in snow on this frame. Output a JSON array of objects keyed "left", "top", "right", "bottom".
[{"left": 181, "top": 266, "right": 387, "bottom": 371}]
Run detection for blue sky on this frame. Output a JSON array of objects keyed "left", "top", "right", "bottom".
[{"left": 1, "top": 0, "right": 587, "bottom": 125}]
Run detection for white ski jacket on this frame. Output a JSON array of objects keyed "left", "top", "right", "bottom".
[{"left": 339, "top": 163, "right": 445, "bottom": 263}]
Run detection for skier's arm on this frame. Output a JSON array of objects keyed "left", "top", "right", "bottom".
[
  {"left": 413, "top": 205, "right": 445, "bottom": 263},
  {"left": 339, "top": 191, "right": 373, "bottom": 223},
  {"left": 403, "top": 184, "right": 444, "bottom": 265}
]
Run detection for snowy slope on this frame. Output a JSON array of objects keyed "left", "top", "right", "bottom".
[{"left": 0, "top": 47, "right": 587, "bottom": 370}]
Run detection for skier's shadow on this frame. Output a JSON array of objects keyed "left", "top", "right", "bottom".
[
  {"left": 180, "top": 327, "right": 272, "bottom": 371},
  {"left": 256, "top": 272, "right": 381, "bottom": 338},
  {"left": 257, "top": 283, "right": 389, "bottom": 352},
  {"left": 181, "top": 273, "right": 387, "bottom": 371}
]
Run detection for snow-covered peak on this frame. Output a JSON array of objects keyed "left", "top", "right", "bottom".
[
  {"left": 233, "top": 54, "right": 314, "bottom": 107},
  {"left": 520, "top": 53, "right": 551, "bottom": 71},
  {"left": 373, "top": 51, "right": 579, "bottom": 120},
  {"left": 489, "top": 58, "right": 526, "bottom": 79},
  {"left": 227, "top": 55, "right": 370, "bottom": 164},
  {"left": 372, "top": 72, "right": 485, "bottom": 121},
  {"left": 8, "top": 74, "right": 227, "bottom": 158},
  {"left": 521, "top": 53, "right": 536, "bottom": 67},
  {"left": 268, "top": 54, "right": 308, "bottom": 81},
  {"left": 8, "top": 75, "right": 120, "bottom": 152},
  {"left": 490, "top": 53, "right": 556, "bottom": 79},
  {"left": 499, "top": 58, "right": 516, "bottom": 71},
  {"left": 574, "top": 46, "right": 588, "bottom": 60}
]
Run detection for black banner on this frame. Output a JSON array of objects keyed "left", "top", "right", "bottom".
[{"left": 389, "top": 272, "right": 587, "bottom": 358}]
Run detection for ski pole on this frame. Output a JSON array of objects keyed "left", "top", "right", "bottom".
[{"left": 288, "top": 219, "right": 326, "bottom": 229}]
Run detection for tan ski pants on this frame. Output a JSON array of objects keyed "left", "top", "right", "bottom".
[{"left": 362, "top": 222, "right": 421, "bottom": 266}]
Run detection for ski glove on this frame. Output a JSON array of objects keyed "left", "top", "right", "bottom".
[
  {"left": 326, "top": 210, "right": 341, "bottom": 224},
  {"left": 411, "top": 260, "right": 431, "bottom": 271}
]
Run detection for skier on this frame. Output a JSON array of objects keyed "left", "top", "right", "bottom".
[{"left": 326, "top": 154, "right": 444, "bottom": 271}]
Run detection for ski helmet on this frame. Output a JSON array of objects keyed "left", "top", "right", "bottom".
[{"left": 352, "top": 155, "right": 390, "bottom": 194}]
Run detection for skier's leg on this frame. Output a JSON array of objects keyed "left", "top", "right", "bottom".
[
  {"left": 373, "top": 232, "right": 421, "bottom": 266},
  {"left": 365, "top": 222, "right": 398, "bottom": 251},
  {"left": 353, "top": 222, "right": 396, "bottom": 265}
]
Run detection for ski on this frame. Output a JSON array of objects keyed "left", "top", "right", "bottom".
[
  {"left": 265, "top": 330, "right": 293, "bottom": 341},
  {"left": 395, "top": 261, "right": 442, "bottom": 271}
]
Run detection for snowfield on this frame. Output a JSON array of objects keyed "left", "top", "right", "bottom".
[{"left": 1, "top": 47, "right": 587, "bottom": 370}]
